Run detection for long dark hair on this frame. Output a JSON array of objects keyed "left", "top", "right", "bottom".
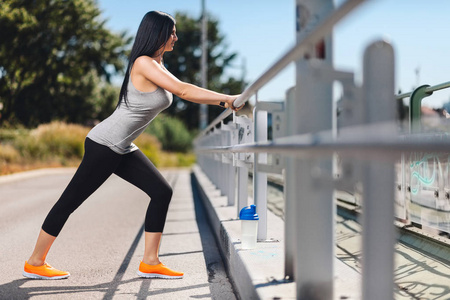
[{"left": 118, "top": 11, "right": 176, "bottom": 107}]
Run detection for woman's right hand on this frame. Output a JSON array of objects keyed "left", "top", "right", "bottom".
[{"left": 226, "top": 96, "right": 244, "bottom": 112}]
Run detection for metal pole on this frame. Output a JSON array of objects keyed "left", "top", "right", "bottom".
[
  {"left": 231, "top": 123, "right": 239, "bottom": 207},
  {"left": 361, "top": 40, "right": 396, "bottom": 300},
  {"left": 235, "top": 116, "right": 253, "bottom": 216},
  {"left": 409, "top": 85, "right": 432, "bottom": 133},
  {"left": 221, "top": 122, "right": 237, "bottom": 205},
  {"left": 199, "top": 0, "right": 208, "bottom": 130},
  {"left": 293, "top": 1, "right": 334, "bottom": 299},
  {"left": 284, "top": 87, "right": 296, "bottom": 279},
  {"left": 253, "top": 102, "right": 268, "bottom": 240}
]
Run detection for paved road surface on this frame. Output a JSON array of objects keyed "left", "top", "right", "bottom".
[{"left": 0, "top": 168, "right": 236, "bottom": 300}]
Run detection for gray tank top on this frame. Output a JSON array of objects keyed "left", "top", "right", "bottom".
[{"left": 87, "top": 79, "right": 172, "bottom": 154}]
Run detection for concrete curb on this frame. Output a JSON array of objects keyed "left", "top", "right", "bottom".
[{"left": 192, "top": 165, "right": 294, "bottom": 300}]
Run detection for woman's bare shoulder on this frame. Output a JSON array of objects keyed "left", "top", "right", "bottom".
[{"left": 134, "top": 56, "right": 160, "bottom": 69}]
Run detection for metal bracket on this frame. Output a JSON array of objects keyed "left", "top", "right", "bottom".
[{"left": 234, "top": 115, "right": 254, "bottom": 165}]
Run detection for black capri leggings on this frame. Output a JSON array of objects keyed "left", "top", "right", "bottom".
[{"left": 42, "top": 137, "right": 173, "bottom": 237}]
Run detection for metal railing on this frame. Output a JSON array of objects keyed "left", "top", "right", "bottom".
[
  {"left": 394, "top": 82, "right": 450, "bottom": 234},
  {"left": 194, "top": 0, "right": 450, "bottom": 299},
  {"left": 196, "top": 0, "right": 365, "bottom": 139},
  {"left": 397, "top": 81, "right": 450, "bottom": 132}
]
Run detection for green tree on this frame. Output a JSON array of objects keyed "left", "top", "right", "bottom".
[
  {"left": 0, "top": 0, "right": 131, "bottom": 126},
  {"left": 163, "top": 12, "right": 245, "bottom": 130}
]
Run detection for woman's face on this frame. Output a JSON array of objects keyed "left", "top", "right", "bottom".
[{"left": 164, "top": 25, "right": 178, "bottom": 52}]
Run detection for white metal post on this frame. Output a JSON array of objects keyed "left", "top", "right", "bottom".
[
  {"left": 222, "top": 122, "right": 238, "bottom": 206},
  {"left": 361, "top": 40, "right": 396, "bottom": 300},
  {"left": 237, "top": 166, "right": 248, "bottom": 213},
  {"left": 211, "top": 128, "right": 218, "bottom": 187},
  {"left": 219, "top": 124, "right": 228, "bottom": 195},
  {"left": 253, "top": 106, "right": 268, "bottom": 240},
  {"left": 294, "top": 0, "right": 334, "bottom": 298},
  {"left": 214, "top": 128, "right": 222, "bottom": 190},
  {"left": 284, "top": 87, "right": 296, "bottom": 279},
  {"left": 235, "top": 116, "right": 253, "bottom": 215},
  {"left": 227, "top": 153, "right": 237, "bottom": 206}
]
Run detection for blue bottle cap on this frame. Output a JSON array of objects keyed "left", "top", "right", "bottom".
[{"left": 239, "top": 204, "right": 259, "bottom": 220}]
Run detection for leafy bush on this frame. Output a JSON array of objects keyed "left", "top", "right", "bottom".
[
  {"left": 0, "top": 126, "right": 28, "bottom": 142},
  {"left": 134, "top": 133, "right": 162, "bottom": 167},
  {"left": 0, "top": 121, "right": 195, "bottom": 175},
  {"left": 157, "top": 152, "right": 196, "bottom": 168},
  {"left": 13, "top": 122, "right": 90, "bottom": 160},
  {"left": 146, "top": 114, "right": 193, "bottom": 153},
  {"left": 176, "top": 152, "right": 196, "bottom": 167},
  {"left": 0, "top": 144, "right": 19, "bottom": 162}
]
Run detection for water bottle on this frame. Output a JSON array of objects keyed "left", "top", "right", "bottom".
[{"left": 239, "top": 204, "right": 259, "bottom": 249}]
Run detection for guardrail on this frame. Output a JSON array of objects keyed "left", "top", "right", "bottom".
[
  {"left": 397, "top": 81, "right": 450, "bottom": 132},
  {"left": 394, "top": 82, "right": 450, "bottom": 235},
  {"left": 194, "top": 0, "right": 450, "bottom": 299}
]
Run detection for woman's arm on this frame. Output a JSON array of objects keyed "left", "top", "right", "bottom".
[{"left": 133, "top": 56, "right": 241, "bottom": 109}]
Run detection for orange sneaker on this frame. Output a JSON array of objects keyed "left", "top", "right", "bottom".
[
  {"left": 137, "top": 261, "right": 183, "bottom": 279},
  {"left": 23, "top": 261, "right": 70, "bottom": 280}
]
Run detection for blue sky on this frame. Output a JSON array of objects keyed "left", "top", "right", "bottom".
[{"left": 97, "top": 0, "right": 450, "bottom": 108}]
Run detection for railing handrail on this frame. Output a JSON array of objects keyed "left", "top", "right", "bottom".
[
  {"left": 196, "top": 130, "right": 450, "bottom": 157},
  {"left": 396, "top": 80, "right": 450, "bottom": 100},
  {"left": 197, "top": 0, "right": 365, "bottom": 139}
]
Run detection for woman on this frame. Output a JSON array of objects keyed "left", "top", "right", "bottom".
[{"left": 23, "top": 11, "right": 242, "bottom": 280}]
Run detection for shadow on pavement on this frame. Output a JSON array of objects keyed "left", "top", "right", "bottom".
[
  {"left": 191, "top": 173, "right": 238, "bottom": 300},
  {"left": 0, "top": 277, "right": 140, "bottom": 300}
]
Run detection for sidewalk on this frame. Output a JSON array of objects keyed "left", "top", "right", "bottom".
[{"left": 0, "top": 168, "right": 236, "bottom": 300}]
